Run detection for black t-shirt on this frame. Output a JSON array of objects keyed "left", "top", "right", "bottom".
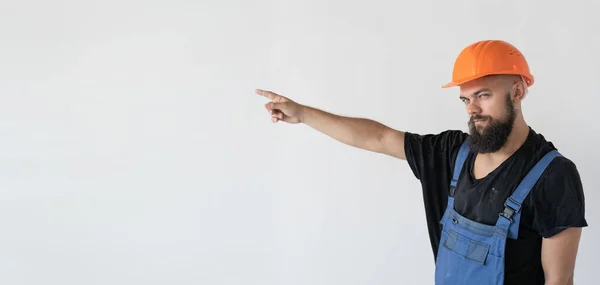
[{"left": 404, "top": 127, "right": 588, "bottom": 285}]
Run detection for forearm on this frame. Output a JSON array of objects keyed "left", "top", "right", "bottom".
[
  {"left": 545, "top": 274, "right": 573, "bottom": 285},
  {"left": 300, "top": 105, "right": 388, "bottom": 153}
]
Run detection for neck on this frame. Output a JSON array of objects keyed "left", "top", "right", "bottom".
[{"left": 479, "top": 116, "right": 529, "bottom": 164}]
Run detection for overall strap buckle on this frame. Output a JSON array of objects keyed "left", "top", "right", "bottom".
[
  {"left": 449, "top": 186, "right": 456, "bottom": 197},
  {"left": 499, "top": 198, "right": 519, "bottom": 222}
]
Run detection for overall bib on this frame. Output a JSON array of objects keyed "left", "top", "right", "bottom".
[{"left": 434, "top": 141, "right": 561, "bottom": 285}]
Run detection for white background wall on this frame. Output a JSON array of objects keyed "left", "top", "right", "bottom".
[{"left": 1, "top": 0, "right": 597, "bottom": 284}]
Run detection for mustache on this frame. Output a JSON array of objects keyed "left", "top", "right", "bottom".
[{"left": 470, "top": 115, "right": 491, "bottom": 122}]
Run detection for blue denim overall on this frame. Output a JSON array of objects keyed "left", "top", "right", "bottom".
[{"left": 434, "top": 141, "right": 561, "bottom": 285}]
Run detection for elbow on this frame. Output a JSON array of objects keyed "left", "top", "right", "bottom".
[{"left": 373, "top": 125, "right": 387, "bottom": 152}]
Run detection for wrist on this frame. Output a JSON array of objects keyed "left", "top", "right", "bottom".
[{"left": 299, "top": 105, "right": 310, "bottom": 124}]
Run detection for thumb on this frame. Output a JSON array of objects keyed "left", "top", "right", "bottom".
[{"left": 265, "top": 101, "right": 289, "bottom": 112}]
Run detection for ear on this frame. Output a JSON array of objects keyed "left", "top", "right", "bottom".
[{"left": 512, "top": 79, "right": 527, "bottom": 102}]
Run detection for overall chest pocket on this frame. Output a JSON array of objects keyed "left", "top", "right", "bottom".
[{"left": 443, "top": 229, "right": 491, "bottom": 264}]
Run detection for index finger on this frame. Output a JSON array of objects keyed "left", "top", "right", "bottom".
[{"left": 255, "top": 89, "right": 278, "bottom": 100}]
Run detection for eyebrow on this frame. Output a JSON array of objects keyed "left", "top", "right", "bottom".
[{"left": 459, "top": 88, "right": 492, "bottom": 100}]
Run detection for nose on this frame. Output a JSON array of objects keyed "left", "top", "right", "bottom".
[{"left": 466, "top": 101, "right": 482, "bottom": 116}]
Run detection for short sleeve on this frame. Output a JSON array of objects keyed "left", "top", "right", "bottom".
[
  {"left": 530, "top": 157, "right": 588, "bottom": 238},
  {"left": 404, "top": 130, "right": 468, "bottom": 181}
]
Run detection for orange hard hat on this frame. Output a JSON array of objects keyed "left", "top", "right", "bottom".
[{"left": 442, "top": 40, "right": 534, "bottom": 88}]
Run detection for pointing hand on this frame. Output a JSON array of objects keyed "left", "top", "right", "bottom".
[{"left": 256, "top": 89, "right": 304, "bottom": 124}]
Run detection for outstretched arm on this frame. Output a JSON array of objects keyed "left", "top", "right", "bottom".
[
  {"left": 257, "top": 89, "right": 406, "bottom": 159},
  {"left": 300, "top": 106, "right": 406, "bottom": 159}
]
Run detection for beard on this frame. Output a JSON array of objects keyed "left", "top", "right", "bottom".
[{"left": 467, "top": 93, "right": 516, "bottom": 153}]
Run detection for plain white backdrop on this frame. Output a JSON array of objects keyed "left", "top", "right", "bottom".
[{"left": 1, "top": 0, "right": 598, "bottom": 284}]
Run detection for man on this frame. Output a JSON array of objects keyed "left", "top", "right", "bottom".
[{"left": 257, "top": 40, "right": 587, "bottom": 285}]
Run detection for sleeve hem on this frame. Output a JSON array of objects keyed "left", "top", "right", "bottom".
[
  {"left": 403, "top": 132, "right": 421, "bottom": 180},
  {"left": 540, "top": 222, "right": 588, "bottom": 238}
]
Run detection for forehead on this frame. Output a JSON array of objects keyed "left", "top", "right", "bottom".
[{"left": 459, "top": 76, "right": 504, "bottom": 97}]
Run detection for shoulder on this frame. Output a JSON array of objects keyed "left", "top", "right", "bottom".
[
  {"left": 404, "top": 129, "right": 469, "bottom": 163},
  {"left": 404, "top": 129, "right": 469, "bottom": 179},
  {"left": 526, "top": 130, "right": 583, "bottom": 202},
  {"left": 528, "top": 149, "right": 588, "bottom": 237},
  {"left": 404, "top": 129, "right": 468, "bottom": 152},
  {"left": 536, "top": 154, "right": 583, "bottom": 200},
  {"left": 526, "top": 130, "right": 580, "bottom": 184},
  {"left": 544, "top": 154, "right": 579, "bottom": 176}
]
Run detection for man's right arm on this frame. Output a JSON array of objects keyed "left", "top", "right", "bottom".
[
  {"left": 300, "top": 105, "right": 406, "bottom": 160},
  {"left": 257, "top": 89, "right": 406, "bottom": 160}
]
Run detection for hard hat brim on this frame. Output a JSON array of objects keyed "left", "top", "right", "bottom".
[
  {"left": 441, "top": 81, "right": 458, "bottom": 88},
  {"left": 441, "top": 72, "right": 534, "bottom": 88},
  {"left": 441, "top": 73, "right": 484, "bottom": 88}
]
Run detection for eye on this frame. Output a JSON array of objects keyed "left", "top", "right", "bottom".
[
  {"left": 478, "top": 93, "right": 490, "bottom": 98},
  {"left": 461, "top": 98, "right": 469, "bottom": 104}
]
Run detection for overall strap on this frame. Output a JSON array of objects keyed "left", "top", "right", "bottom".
[
  {"left": 450, "top": 140, "right": 470, "bottom": 197},
  {"left": 497, "top": 150, "right": 562, "bottom": 239},
  {"left": 441, "top": 140, "right": 471, "bottom": 226}
]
